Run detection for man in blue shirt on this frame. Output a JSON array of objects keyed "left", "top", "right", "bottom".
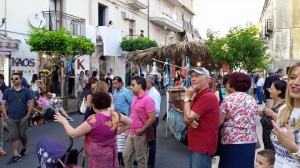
[
  {"left": 113, "top": 76, "right": 133, "bottom": 116},
  {"left": 0, "top": 74, "right": 8, "bottom": 93},
  {"left": 2, "top": 72, "right": 33, "bottom": 164}
]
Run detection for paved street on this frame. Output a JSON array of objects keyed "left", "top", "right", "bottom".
[{"left": 0, "top": 95, "right": 264, "bottom": 168}]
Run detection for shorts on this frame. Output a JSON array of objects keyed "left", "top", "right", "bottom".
[
  {"left": 6, "top": 118, "right": 28, "bottom": 142},
  {"left": 45, "top": 108, "right": 56, "bottom": 118}
]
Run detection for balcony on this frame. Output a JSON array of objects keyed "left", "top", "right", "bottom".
[
  {"left": 127, "top": 0, "right": 147, "bottom": 9},
  {"left": 96, "top": 26, "right": 122, "bottom": 56},
  {"left": 43, "top": 11, "right": 86, "bottom": 36},
  {"left": 183, "top": 20, "right": 194, "bottom": 33},
  {"left": 150, "top": 11, "right": 183, "bottom": 32},
  {"left": 166, "top": 0, "right": 184, "bottom": 6}
]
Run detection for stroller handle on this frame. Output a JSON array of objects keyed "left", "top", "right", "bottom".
[{"left": 67, "top": 136, "right": 73, "bottom": 152}]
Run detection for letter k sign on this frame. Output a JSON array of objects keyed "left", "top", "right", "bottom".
[{"left": 77, "top": 58, "right": 85, "bottom": 70}]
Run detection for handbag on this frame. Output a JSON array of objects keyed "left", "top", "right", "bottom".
[
  {"left": 180, "top": 125, "right": 188, "bottom": 146},
  {"left": 134, "top": 104, "right": 155, "bottom": 143},
  {"left": 79, "top": 97, "right": 87, "bottom": 114}
]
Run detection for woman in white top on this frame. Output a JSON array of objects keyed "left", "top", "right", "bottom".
[
  {"left": 271, "top": 62, "right": 300, "bottom": 168},
  {"left": 256, "top": 72, "right": 265, "bottom": 104},
  {"left": 31, "top": 74, "right": 40, "bottom": 98}
]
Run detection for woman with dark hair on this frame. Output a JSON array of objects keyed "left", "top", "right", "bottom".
[
  {"left": 219, "top": 72, "right": 258, "bottom": 168},
  {"left": 54, "top": 92, "right": 132, "bottom": 168},
  {"left": 83, "top": 78, "right": 98, "bottom": 119},
  {"left": 31, "top": 74, "right": 40, "bottom": 98},
  {"left": 259, "top": 80, "right": 287, "bottom": 150}
]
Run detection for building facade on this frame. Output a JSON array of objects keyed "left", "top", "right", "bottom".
[
  {"left": 259, "top": 0, "right": 300, "bottom": 72},
  {"left": 0, "top": 0, "right": 200, "bottom": 94}
]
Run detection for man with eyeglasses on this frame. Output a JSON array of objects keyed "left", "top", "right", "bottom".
[
  {"left": 2, "top": 72, "right": 33, "bottom": 164},
  {"left": 183, "top": 67, "right": 219, "bottom": 168},
  {"left": 123, "top": 76, "right": 156, "bottom": 168},
  {"left": 112, "top": 76, "right": 133, "bottom": 116}
]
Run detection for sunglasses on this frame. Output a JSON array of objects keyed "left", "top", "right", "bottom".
[{"left": 11, "top": 77, "right": 19, "bottom": 81}]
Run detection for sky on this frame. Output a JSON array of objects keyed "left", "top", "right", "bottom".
[{"left": 193, "top": 0, "right": 265, "bottom": 39}]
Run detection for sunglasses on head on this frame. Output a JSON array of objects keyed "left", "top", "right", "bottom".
[{"left": 11, "top": 77, "right": 19, "bottom": 81}]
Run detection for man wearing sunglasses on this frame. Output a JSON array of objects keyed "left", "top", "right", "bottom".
[{"left": 2, "top": 72, "right": 33, "bottom": 164}]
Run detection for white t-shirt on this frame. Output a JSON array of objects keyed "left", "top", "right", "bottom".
[
  {"left": 271, "top": 105, "right": 300, "bottom": 168},
  {"left": 256, "top": 77, "right": 265, "bottom": 87}
]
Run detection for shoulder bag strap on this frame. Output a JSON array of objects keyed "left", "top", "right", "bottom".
[
  {"left": 133, "top": 100, "right": 145, "bottom": 126},
  {"left": 13, "top": 90, "right": 28, "bottom": 109}
]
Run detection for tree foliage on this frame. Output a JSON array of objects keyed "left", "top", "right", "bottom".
[
  {"left": 205, "top": 26, "right": 272, "bottom": 72},
  {"left": 26, "top": 28, "right": 95, "bottom": 60},
  {"left": 120, "top": 37, "right": 158, "bottom": 52},
  {"left": 26, "top": 28, "right": 95, "bottom": 110}
]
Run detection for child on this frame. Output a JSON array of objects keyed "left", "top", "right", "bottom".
[
  {"left": 255, "top": 149, "right": 275, "bottom": 168},
  {"left": 117, "top": 113, "right": 127, "bottom": 167}
]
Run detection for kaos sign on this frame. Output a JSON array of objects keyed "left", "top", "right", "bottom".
[{"left": 12, "top": 58, "right": 36, "bottom": 67}]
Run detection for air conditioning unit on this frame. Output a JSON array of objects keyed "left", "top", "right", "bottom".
[{"left": 122, "top": 11, "right": 132, "bottom": 20}]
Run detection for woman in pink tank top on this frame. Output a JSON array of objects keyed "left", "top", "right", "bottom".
[{"left": 54, "top": 92, "right": 132, "bottom": 168}]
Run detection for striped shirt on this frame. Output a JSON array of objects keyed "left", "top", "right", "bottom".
[{"left": 117, "top": 132, "right": 126, "bottom": 153}]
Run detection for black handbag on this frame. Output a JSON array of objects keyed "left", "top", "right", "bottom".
[{"left": 180, "top": 125, "right": 188, "bottom": 146}]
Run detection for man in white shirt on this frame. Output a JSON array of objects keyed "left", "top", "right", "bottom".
[{"left": 145, "top": 75, "right": 161, "bottom": 168}]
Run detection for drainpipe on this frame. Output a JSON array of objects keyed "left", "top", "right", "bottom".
[{"left": 147, "top": 0, "right": 149, "bottom": 38}]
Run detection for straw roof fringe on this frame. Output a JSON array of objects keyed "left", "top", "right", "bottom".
[{"left": 125, "top": 41, "right": 221, "bottom": 71}]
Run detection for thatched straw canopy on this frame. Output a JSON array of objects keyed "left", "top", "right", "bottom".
[{"left": 125, "top": 41, "right": 221, "bottom": 71}]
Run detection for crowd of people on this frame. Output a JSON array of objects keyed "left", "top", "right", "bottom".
[{"left": 1, "top": 62, "right": 300, "bottom": 168}]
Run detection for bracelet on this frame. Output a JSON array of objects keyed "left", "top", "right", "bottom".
[{"left": 290, "top": 147, "right": 300, "bottom": 159}]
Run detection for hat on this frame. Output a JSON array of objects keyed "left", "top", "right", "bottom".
[
  {"left": 188, "top": 67, "right": 210, "bottom": 77},
  {"left": 145, "top": 75, "right": 155, "bottom": 85},
  {"left": 112, "top": 76, "right": 123, "bottom": 83}
]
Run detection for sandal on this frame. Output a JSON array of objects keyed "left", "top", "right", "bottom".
[{"left": 0, "top": 150, "right": 6, "bottom": 156}]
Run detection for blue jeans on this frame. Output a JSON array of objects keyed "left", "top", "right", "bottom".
[
  {"left": 257, "top": 86, "right": 263, "bottom": 104},
  {"left": 189, "top": 151, "right": 212, "bottom": 168},
  {"left": 148, "top": 117, "right": 159, "bottom": 167}
]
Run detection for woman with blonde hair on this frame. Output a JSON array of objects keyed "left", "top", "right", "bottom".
[
  {"left": 84, "top": 81, "right": 114, "bottom": 120},
  {"left": 272, "top": 62, "right": 300, "bottom": 167}
]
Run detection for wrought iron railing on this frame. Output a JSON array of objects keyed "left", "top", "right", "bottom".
[
  {"left": 183, "top": 20, "right": 194, "bottom": 33},
  {"left": 43, "top": 10, "right": 86, "bottom": 36}
]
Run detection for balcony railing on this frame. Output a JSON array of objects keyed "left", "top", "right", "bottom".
[
  {"left": 183, "top": 20, "right": 194, "bottom": 33},
  {"left": 43, "top": 10, "right": 86, "bottom": 36},
  {"left": 150, "top": 10, "right": 183, "bottom": 32}
]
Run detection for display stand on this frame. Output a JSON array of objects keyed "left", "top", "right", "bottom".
[{"left": 166, "top": 87, "right": 187, "bottom": 140}]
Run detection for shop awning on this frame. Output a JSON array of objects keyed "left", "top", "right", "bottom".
[{"left": 0, "top": 34, "right": 21, "bottom": 51}]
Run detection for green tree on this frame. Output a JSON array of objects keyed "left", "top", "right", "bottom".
[
  {"left": 26, "top": 28, "right": 95, "bottom": 109},
  {"left": 205, "top": 26, "right": 272, "bottom": 72},
  {"left": 120, "top": 37, "right": 158, "bottom": 51}
]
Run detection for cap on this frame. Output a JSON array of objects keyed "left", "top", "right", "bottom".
[
  {"left": 112, "top": 76, "right": 123, "bottom": 83},
  {"left": 188, "top": 67, "right": 210, "bottom": 77},
  {"left": 145, "top": 75, "right": 155, "bottom": 85}
]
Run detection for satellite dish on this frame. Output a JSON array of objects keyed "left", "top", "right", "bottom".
[{"left": 29, "top": 13, "right": 46, "bottom": 28}]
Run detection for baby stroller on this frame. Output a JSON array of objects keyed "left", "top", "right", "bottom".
[{"left": 36, "top": 136, "right": 83, "bottom": 168}]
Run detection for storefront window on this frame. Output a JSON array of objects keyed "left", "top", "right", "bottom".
[{"left": 0, "top": 55, "right": 10, "bottom": 85}]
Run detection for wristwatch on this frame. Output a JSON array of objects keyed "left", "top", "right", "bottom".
[
  {"left": 184, "top": 98, "right": 191, "bottom": 103},
  {"left": 290, "top": 148, "right": 300, "bottom": 160}
]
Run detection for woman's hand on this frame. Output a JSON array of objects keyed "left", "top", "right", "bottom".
[
  {"left": 54, "top": 112, "right": 68, "bottom": 124},
  {"left": 272, "top": 120, "right": 299, "bottom": 153},
  {"left": 258, "top": 110, "right": 264, "bottom": 117},
  {"left": 263, "top": 107, "right": 272, "bottom": 116}
]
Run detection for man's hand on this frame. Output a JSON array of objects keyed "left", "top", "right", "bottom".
[
  {"left": 135, "top": 129, "right": 144, "bottom": 136},
  {"left": 2, "top": 114, "right": 7, "bottom": 120},
  {"left": 184, "top": 86, "right": 196, "bottom": 99},
  {"left": 190, "top": 119, "right": 199, "bottom": 128}
]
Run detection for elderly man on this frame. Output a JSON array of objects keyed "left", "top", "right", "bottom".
[
  {"left": 123, "top": 76, "right": 156, "bottom": 168},
  {"left": 183, "top": 67, "right": 220, "bottom": 168},
  {"left": 145, "top": 75, "right": 161, "bottom": 168}
]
